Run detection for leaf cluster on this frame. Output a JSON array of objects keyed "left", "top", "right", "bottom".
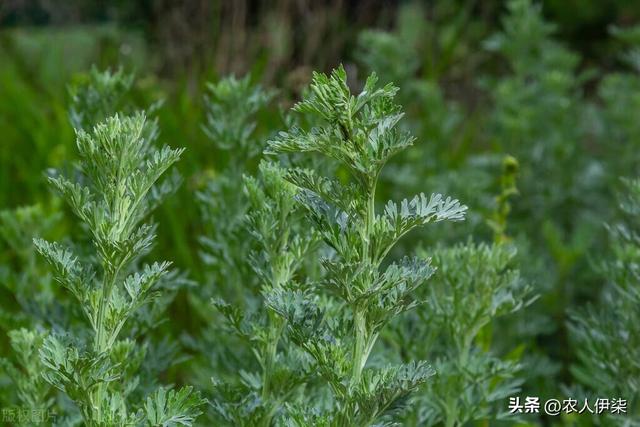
[{"left": 266, "top": 66, "right": 467, "bottom": 425}]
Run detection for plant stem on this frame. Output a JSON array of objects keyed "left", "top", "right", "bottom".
[
  {"left": 445, "top": 412, "right": 457, "bottom": 427},
  {"left": 262, "top": 313, "right": 284, "bottom": 400},
  {"left": 350, "top": 309, "right": 368, "bottom": 388},
  {"left": 260, "top": 243, "right": 289, "bottom": 427},
  {"left": 92, "top": 265, "right": 120, "bottom": 423},
  {"left": 349, "top": 179, "right": 377, "bottom": 395},
  {"left": 365, "top": 179, "right": 376, "bottom": 263},
  {"left": 259, "top": 313, "right": 285, "bottom": 427}
]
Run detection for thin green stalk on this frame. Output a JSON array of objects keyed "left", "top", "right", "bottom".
[
  {"left": 350, "top": 309, "right": 368, "bottom": 388},
  {"left": 94, "top": 274, "right": 112, "bottom": 353},
  {"left": 444, "top": 409, "right": 458, "bottom": 427},
  {"left": 259, "top": 313, "right": 285, "bottom": 427},
  {"left": 262, "top": 313, "right": 285, "bottom": 401},
  {"left": 350, "top": 179, "right": 377, "bottom": 389},
  {"left": 92, "top": 268, "right": 118, "bottom": 424},
  {"left": 93, "top": 253, "right": 127, "bottom": 423}
]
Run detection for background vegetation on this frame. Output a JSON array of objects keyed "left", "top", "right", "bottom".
[{"left": 1, "top": 1, "right": 639, "bottom": 426}]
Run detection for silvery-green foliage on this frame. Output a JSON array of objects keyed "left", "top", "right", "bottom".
[
  {"left": 202, "top": 75, "right": 276, "bottom": 160},
  {"left": 67, "top": 68, "right": 190, "bottom": 403},
  {"left": 69, "top": 66, "right": 135, "bottom": 131},
  {"left": 198, "top": 75, "right": 276, "bottom": 302},
  {"left": 483, "top": 0, "right": 595, "bottom": 221},
  {"left": 0, "top": 67, "right": 150, "bottom": 419},
  {"left": 33, "top": 113, "right": 204, "bottom": 426},
  {"left": 266, "top": 66, "right": 467, "bottom": 425},
  {"left": 68, "top": 66, "right": 164, "bottom": 138},
  {"left": 144, "top": 386, "right": 205, "bottom": 427},
  {"left": 210, "top": 161, "right": 317, "bottom": 426},
  {"left": 388, "top": 242, "right": 534, "bottom": 426},
  {"left": 355, "top": 1, "right": 463, "bottom": 143},
  {"left": 484, "top": 0, "right": 605, "bottom": 247},
  {"left": 0, "top": 222, "right": 61, "bottom": 418},
  {"left": 0, "top": 205, "right": 62, "bottom": 331},
  {"left": 570, "top": 177, "right": 640, "bottom": 424},
  {"left": 355, "top": 3, "right": 495, "bottom": 243},
  {"left": 482, "top": 0, "right": 606, "bottom": 398},
  {"left": 596, "top": 25, "right": 640, "bottom": 180},
  {"left": 0, "top": 328, "right": 53, "bottom": 422},
  {"left": 191, "top": 77, "right": 277, "bottom": 411},
  {"left": 0, "top": 189, "right": 67, "bottom": 416}
]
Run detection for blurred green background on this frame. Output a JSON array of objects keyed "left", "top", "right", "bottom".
[
  {"left": 1, "top": 1, "right": 640, "bottom": 425},
  {"left": 2, "top": 0, "right": 639, "bottom": 268}
]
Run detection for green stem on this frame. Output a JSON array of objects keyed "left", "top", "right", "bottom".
[
  {"left": 350, "top": 309, "right": 368, "bottom": 388},
  {"left": 259, "top": 243, "right": 289, "bottom": 427},
  {"left": 259, "top": 314, "right": 284, "bottom": 427},
  {"left": 94, "top": 264, "right": 122, "bottom": 352},
  {"left": 365, "top": 179, "right": 376, "bottom": 262},
  {"left": 444, "top": 337, "right": 473, "bottom": 427},
  {"left": 346, "top": 178, "right": 378, "bottom": 420},
  {"left": 91, "top": 265, "right": 120, "bottom": 423},
  {"left": 262, "top": 313, "right": 284, "bottom": 401},
  {"left": 444, "top": 412, "right": 457, "bottom": 427},
  {"left": 350, "top": 178, "right": 377, "bottom": 385}
]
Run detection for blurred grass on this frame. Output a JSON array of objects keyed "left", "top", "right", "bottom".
[
  {"left": 0, "top": 26, "right": 203, "bottom": 273},
  {"left": 0, "top": 25, "right": 147, "bottom": 205}
]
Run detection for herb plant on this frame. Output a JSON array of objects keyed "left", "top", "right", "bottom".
[
  {"left": 382, "top": 156, "right": 534, "bottom": 426},
  {"left": 0, "top": 206, "right": 61, "bottom": 420},
  {"left": 198, "top": 75, "right": 276, "bottom": 303},
  {"left": 0, "top": 205, "right": 61, "bottom": 334},
  {"left": 392, "top": 237, "right": 534, "bottom": 427},
  {"left": 210, "top": 161, "right": 317, "bottom": 426},
  {"left": 5, "top": 6, "right": 640, "bottom": 426},
  {"left": 484, "top": 0, "right": 608, "bottom": 286},
  {"left": 355, "top": 4, "right": 502, "bottom": 245},
  {"left": 570, "top": 176, "right": 640, "bottom": 424},
  {"left": 0, "top": 67, "right": 148, "bottom": 422},
  {"left": 68, "top": 66, "right": 137, "bottom": 132},
  {"left": 33, "top": 111, "right": 204, "bottom": 425},
  {"left": 265, "top": 66, "right": 467, "bottom": 425},
  {"left": 196, "top": 75, "right": 323, "bottom": 426},
  {"left": 481, "top": 0, "right": 610, "bottom": 399},
  {"left": 188, "top": 76, "right": 278, "bottom": 411}
]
